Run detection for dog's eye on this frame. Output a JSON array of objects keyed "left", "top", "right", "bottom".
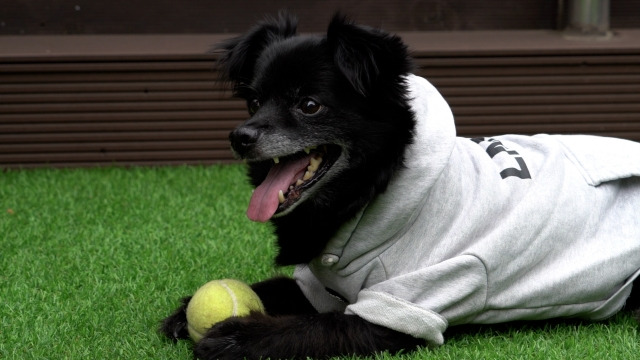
[
  {"left": 247, "top": 99, "right": 261, "bottom": 116},
  {"left": 299, "top": 98, "right": 322, "bottom": 115}
]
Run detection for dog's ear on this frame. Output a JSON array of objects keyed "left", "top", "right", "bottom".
[
  {"left": 215, "top": 11, "right": 298, "bottom": 86},
  {"left": 327, "top": 14, "right": 413, "bottom": 96}
]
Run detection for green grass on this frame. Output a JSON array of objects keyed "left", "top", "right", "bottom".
[{"left": 1, "top": 165, "right": 638, "bottom": 359}]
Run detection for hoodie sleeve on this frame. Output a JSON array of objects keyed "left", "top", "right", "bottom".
[
  {"left": 552, "top": 135, "right": 640, "bottom": 186},
  {"left": 345, "top": 254, "right": 488, "bottom": 345},
  {"left": 294, "top": 265, "right": 348, "bottom": 313}
]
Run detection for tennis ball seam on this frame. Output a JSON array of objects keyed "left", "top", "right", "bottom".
[{"left": 220, "top": 280, "right": 239, "bottom": 317}]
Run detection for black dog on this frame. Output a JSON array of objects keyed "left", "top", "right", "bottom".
[{"left": 161, "top": 12, "right": 640, "bottom": 360}]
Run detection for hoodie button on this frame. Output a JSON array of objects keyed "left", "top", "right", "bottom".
[{"left": 320, "top": 254, "right": 339, "bottom": 266}]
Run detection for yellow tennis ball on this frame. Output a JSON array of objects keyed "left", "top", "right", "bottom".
[{"left": 185, "top": 279, "right": 265, "bottom": 342}]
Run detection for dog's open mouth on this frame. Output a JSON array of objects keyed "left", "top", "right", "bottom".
[{"left": 247, "top": 145, "right": 341, "bottom": 222}]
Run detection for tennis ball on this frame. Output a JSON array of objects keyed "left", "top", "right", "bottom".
[{"left": 185, "top": 279, "right": 265, "bottom": 342}]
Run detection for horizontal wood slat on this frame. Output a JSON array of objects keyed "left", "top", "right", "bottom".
[
  {"left": 0, "top": 61, "right": 216, "bottom": 72},
  {"left": 0, "top": 113, "right": 244, "bottom": 126},
  {"left": 1, "top": 31, "right": 640, "bottom": 168},
  {"left": 0, "top": 101, "right": 242, "bottom": 114},
  {"left": 0, "top": 81, "right": 218, "bottom": 94},
  {"left": 0, "top": 140, "right": 230, "bottom": 157},
  {"left": 448, "top": 93, "right": 640, "bottom": 106},
  {"left": 437, "top": 84, "right": 640, "bottom": 96},
  {"left": 1, "top": 91, "right": 236, "bottom": 104},
  {"left": 0, "top": 130, "right": 231, "bottom": 144},
  {"left": 0, "top": 71, "right": 216, "bottom": 83},
  {"left": 429, "top": 74, "right": 640, "bottom": 87},
  {"left": 2, "top": 150, "right": 232, "bottom": 164},
  {"left": 419, "top": 64, "right": 640, "bottom": 76}
]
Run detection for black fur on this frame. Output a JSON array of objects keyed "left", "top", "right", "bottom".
[
  {"left": 221, "top": 12, "right": 414, "bottom": 265},
  {"left": 161, "top": 278, "right": 423, "bottom": 359},
  {"left": 161, "top": 12, "right": 422, "bottom": 359},
  {"left": 194, "top": 311, "right": 423, "bottom": 360},
  {"left": 160, "top": 296, "right": 191, "bottom": 341},
  {"left": 159, "top": 11, "right": 640, "bottom": 359}
]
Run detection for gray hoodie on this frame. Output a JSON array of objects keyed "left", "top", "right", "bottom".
[{"left": 294, "top": 74, "right": 640, "bottom": 345}]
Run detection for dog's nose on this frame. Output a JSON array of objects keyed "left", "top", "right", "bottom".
[{"left": 229, "top": 126, "right": 260, "bottom": 155}]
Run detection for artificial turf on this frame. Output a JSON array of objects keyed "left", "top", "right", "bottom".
[{"left": 1, "top": 165, "right": 638, "bottom": 359}]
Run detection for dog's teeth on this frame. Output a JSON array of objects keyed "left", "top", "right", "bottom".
[
  {"left": 273, "top": 157, "right": 280, "bottom": 164},
  {"left": 303, "top": 171, "right": 314, "bottom": 181},
  {"left": 308, "top": 157, "right": 322, "bottom": 172},
  {"left": 304, "top": 147, "right": 311, "bottom": 154},
  {"left": 296, "top": 179, "right": 304, "bottom": 186},
  {"left": 278, "top": 190, "right": 285, "bottom": 204}
]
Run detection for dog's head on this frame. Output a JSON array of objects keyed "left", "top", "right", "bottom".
[{"left": 217, "top": 12, "right": 415, "bottom": 263}]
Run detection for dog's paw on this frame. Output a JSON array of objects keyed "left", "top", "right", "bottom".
[
  {"left": 193, "top": 313, "right": 274, "bottom": 360},
  {"left": 159, "top": 296, "right": 191, "bottom": 341},
  {"left": 192, "top": 310, "right": 424, "bottom": 359}
]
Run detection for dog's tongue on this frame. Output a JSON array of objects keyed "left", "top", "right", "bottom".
[{"left": 247, "top": 155, "right": 312, "bottom": 222}]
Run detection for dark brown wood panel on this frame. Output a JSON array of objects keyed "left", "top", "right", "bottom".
[
  {"left": 1, "top": 30, "right": 639, "bottom": 168},
  {"left": 1, "top": 91, "right": 234, "bottom": 104},
  {"left": 0, "top": 81, "right": 219, "bottom": 94},
  {"left": 0, "top": 0, "right": 558, "bottom": 35},
  {"left": 2, "top": 0, "right": 639, "bottom": 35},
  {"left": 0, "top": 130, "right": 231, "bottom": 144},
  {"left": 439, "top": 84, "right": 640, "bottom": 96}
]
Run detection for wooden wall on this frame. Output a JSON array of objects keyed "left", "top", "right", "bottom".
[
  {"left": 2, "top": 0, "right": 639, "bottom": 35},
  {"left": 2, "top": 30, "right": 639, "bottom": 168}
]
